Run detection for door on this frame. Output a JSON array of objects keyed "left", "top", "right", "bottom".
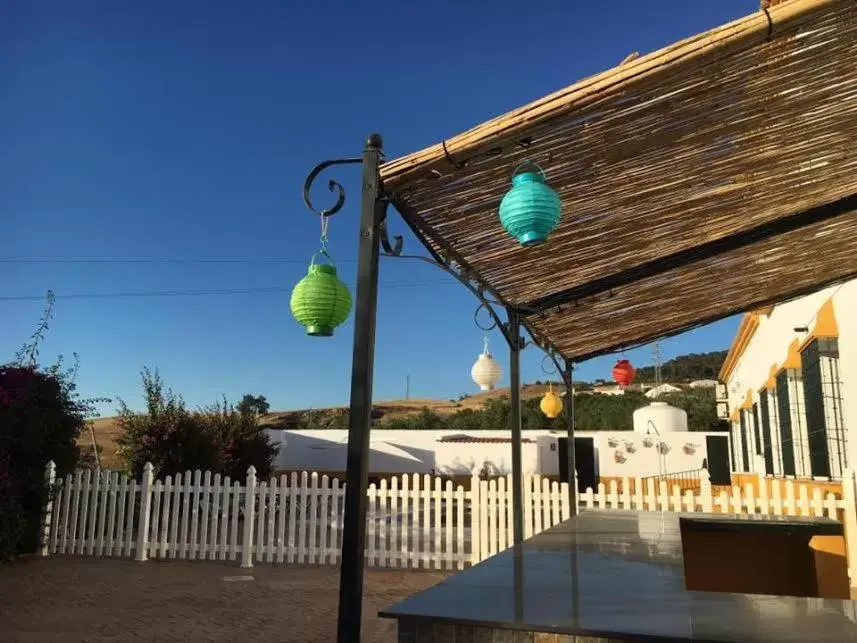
[
  {"left": 558, "top": 437, "right": 596, "bottom": 492},
  {"left": 705, "top": 435, "right": 731, "bottom": 485}
]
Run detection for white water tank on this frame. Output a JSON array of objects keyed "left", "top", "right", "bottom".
[{"left": 633, "top": 401, "right": 687, "bottom": 434}]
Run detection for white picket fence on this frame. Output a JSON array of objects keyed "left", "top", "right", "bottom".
[{"left": 40, "top": 462, "right": 855, "bottom": 571}]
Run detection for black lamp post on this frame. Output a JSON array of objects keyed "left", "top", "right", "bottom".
[{"left": 302, "top": 134, "right": 386, "bottom": 643}]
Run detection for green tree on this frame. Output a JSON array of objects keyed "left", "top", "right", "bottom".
[
  {"left": 660, "top": 388, "right": 728, "bottom": 432},
  {"left": 237, "top": 394, "right": 270, "bottom": 417},
  {"left": 635, "top": 351, "right": 727, "bottom": 382}
]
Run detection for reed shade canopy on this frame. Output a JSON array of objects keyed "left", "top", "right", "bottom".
[{"left": 380, "top": 0, "right": 857, "bottom": 362}]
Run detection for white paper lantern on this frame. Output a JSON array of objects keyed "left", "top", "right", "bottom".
[{"left": 471, "top": 338, "right": 502, "bottom": 391}]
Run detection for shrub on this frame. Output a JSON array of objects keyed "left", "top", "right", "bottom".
[
  {"left": 0, "top": 293, "right": 95, "bottom": 559},
  {"left": 117, "top": 369, "right": 277, "bottom": 480}
]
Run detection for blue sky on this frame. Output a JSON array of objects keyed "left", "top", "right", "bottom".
[{"left": 2, "top": 0, "right": 752, "bottom": 415}]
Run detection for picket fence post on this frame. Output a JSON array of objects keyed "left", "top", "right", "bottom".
[
  {"left": 241, "top": 466, "right": 257, "bottom": 568},
  {"left": 135, "top": 462, "right": 154, "bottom": 562},
  {"left": 470, "top": 475, "right": 481, "bottom": 565},
  {"left": 39, "top": 461, "right": 57, "bottom": 556},
  {"left": 700, "top": 470, "right": 713, "bottom": 513},
  {"left": 841, "top": 468, "right": 857, "bottom": 592}
]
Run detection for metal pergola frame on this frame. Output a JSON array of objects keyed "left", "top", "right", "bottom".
[
  {"left": 302, "top": 135, "right": 582, "bottom": 643},
  {"left": 312, "top": 134, "right": 857, "bottom": 643},
  {"left": 299, "top": 4, "right": 857, "bottom": 640}
]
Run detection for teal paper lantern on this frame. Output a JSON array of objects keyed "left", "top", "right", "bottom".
[
  {"left": 290, "top": 256, "right": 352, "bottom": 337},
  {"left": 498, "top": 164, "right": 561, "bottom": 247}
]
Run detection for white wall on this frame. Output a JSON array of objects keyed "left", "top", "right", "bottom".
[
  {"left": 268, "top": 429, "right": 562, "bottom": 474},
  {"left": 433, "top": 441, "right": 540, "bottom": 475},
  {"left": 268, "top": 427, "right": 725, "bottom": 481},
  {"left": 594, "top": 431, "right": 713, "bottom": 479},
  {"left": 724, "top": 279, "right": 857, "bottom": 478}
]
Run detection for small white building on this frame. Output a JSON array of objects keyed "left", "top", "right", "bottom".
[
  {"left": 689, "top": 379, "right": 719, "bottom": 389},
  {"left": 719, "top": 279, "right": 857, "bottom": 481},
  {"left": 592, "top": 383, "right": 626, "bottom": 396},
  {"left": 644, "top": 383, "right": 682, "bottom": 399}
]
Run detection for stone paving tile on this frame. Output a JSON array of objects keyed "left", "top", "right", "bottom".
[{"left": 0, "top": 556, "right": 448, "bottom": 642}]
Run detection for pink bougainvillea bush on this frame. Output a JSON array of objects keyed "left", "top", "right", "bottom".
[{"left": 0, "top": 293, "right": 97, "bottom": 560}]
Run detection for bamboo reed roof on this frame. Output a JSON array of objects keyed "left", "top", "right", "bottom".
[{"left": 382, "top": 0, "right": 857, "bottom": 361}]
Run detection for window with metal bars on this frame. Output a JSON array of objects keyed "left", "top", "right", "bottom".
[
  {"left": 776, "top": 370, "right": 802, "bottom": 477},
  {"left": 801, "top": 338, "right": 847, "bottom": 478},
  {"left": 730, "top": 421, "right": 739, "bottom": 471},
  {"left": 738, "top": 410, "right": 750, "bottom": 473},
  {"left": 767, "top": 387, "right": 782, "bottom": 475},
  {"left": 752, "top": 402, "right": 762, "bottom": 457},
  {"left": 758, "top": 392, "right": 774, "bottom": 475}
]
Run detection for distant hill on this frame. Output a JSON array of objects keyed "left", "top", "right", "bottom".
[
  {"left": 82, "top": 384, "right": 556, "bottom": 470},
  {"left": 634, "top": 351, "right": 726, "bottom": 383}
]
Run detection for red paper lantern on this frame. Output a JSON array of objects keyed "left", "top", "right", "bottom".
[{"left": 612, "top": 359, "right": 635, "bottom": 386}]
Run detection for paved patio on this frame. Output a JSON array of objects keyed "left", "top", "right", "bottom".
[{"left": 0, "top": 557, "right": 448, "bottom": 642}]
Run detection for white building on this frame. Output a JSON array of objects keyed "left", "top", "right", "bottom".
[
  {"left": 644, "top": 383, "right": 683, "bottom": 398},
  {"left": 267, "top": 426, "right": 729, "bottom": 487},
  {"left": 719, "top": 280, "right": 857, "bottom": 481},
  {"left": 689, "top": 380, "right": 719, "bottom": 389}
]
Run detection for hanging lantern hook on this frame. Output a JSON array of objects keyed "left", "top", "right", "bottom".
[
  {"left": 540, "top": 354, "right": 558, "bottom": 376},
  {"left": 511, "top": 159, "right": 547, "bottom": 180},
  {"left": 303, "top": 157, "right": 363, "bottom": 218},
  {"left": 474, "top": 302, "right": 498, "bottom": 332}
]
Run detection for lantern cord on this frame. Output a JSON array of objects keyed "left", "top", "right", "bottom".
[
  {"left": 482, "top": 335, "right": 490, "bottom": 355},
  {"left": 318, "top": 214, "right": 333, "bottom": 259},
  {"left": 319, "top": 214, "right": 331, "bottom": 250}
]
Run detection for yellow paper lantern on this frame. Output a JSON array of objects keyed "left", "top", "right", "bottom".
[{"left": 540, "top": 383, "right": 564, "bottom": 419}]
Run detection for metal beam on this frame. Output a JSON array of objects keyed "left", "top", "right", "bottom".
[
  {"left": 507, "top": 308, "right": 524, "bottom": 546},
  {"left": 337, "top": 134, "right": 384, "bottom": 643},
  {"left": 391, "top": 197, "right": 527, "bottom": 316},
  {"left": 522, "top": 193, "right": 857, "bottom": 312},
  {"left": 564, "top": 359, "right": 577, "bottom": 517}
]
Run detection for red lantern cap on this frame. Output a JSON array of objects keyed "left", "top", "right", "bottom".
[{"left": 612, "top": 359, "right": 635, "bottom": 387}]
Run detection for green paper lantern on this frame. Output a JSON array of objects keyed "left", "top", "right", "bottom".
[
  {"left": 498, "top": 163, "right": 561, "bottom": 247},
  {"left": 290, "top": 257, "right": 352, "bottom": 337}
]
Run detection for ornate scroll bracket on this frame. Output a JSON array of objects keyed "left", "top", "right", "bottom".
[
  {"left": 302, "top": 158, "right": 362, "bottom": 218},
  {"left": 378, "top": 201, "right": 403, "bottom": 256},
  {"left": 303, "top": 157, "right": 404, "bottom": 257}
]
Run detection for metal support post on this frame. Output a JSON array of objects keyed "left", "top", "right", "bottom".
[
  {"left": 337, "top": 134, "right": 385, "bottom": 643},
  {"left": 564, "top": 359, "right": 578, "bottom": 516},
  {"left": 508, "top": 308, "right": 524, "bottom": 546}
]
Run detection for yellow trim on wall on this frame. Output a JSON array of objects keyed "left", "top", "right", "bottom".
[
  {"left": 719, "top": 312, "right": 762, "bottom": 382},
  {"left": 764, "top": 363, "right": 779, "bottom": 390},
  {"left": 776, "top": 339, "right": 801, "bottom": 375},
  {"left": 799, "top": 297, "right": 839, "bottom": 350},
  {"left": 740, "top": 390, "right": 754, "bottom": 410},
  {"left": 730, "top": 408, "right": 739, "bottom": 423}
]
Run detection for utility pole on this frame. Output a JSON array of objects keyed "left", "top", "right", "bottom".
[
  {"left": 405, "top": 373, "right": 410, "bottom": 400},
  {"left": 653, "top": 341, "right": 663, "bottom": 387}
]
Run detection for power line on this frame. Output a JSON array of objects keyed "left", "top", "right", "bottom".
[
  {"left": 0, "top": 280, "right": 457, "bottom": 302},
  {"left": 0, "top": 257, "right": 358, "bottom": 264}
]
